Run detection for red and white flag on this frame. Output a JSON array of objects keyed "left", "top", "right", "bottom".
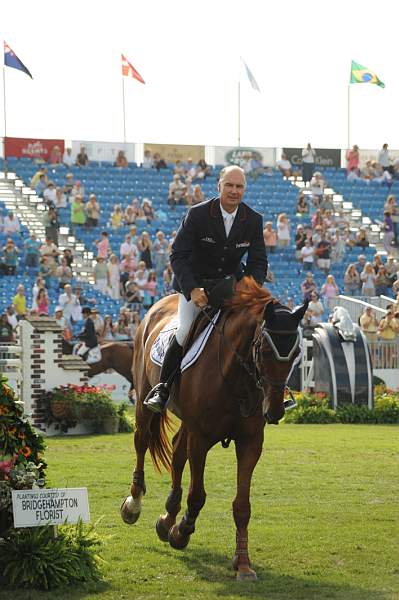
[{"left": 121, "top": 54, "right": 145, "bottom": 84}]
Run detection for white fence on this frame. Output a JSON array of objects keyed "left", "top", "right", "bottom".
[{"left": 0, "top": 344, "right": 23, "bottom": 401}]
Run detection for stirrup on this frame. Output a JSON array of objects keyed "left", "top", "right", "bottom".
[{"left": 143, "top": 383, "right": 169, "bottom": 414}]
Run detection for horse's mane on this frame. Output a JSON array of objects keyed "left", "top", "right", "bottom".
[{"left": 227, "top": 277, "right": 273, "bottom": 315}]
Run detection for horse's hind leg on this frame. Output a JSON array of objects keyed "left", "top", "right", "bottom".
[
  {"left": 168, "top": 433, "right": 208, "bottom": 550},
  {"left": 156, "top": 425, "right": 187, "bottom": 542},
  {"left": 232, "top": 433, "right": 263, "bottom": 581},
  {"left": 121, "top": 390, "right": 152, "bottom": 525}
]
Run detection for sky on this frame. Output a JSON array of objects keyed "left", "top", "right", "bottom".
[{"left": 1, "top": 0, "right": 398, "bottom": 151}]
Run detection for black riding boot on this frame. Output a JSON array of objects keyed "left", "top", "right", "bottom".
[{"left": 143, "top": 336, "right": 183, "bottom": 414}]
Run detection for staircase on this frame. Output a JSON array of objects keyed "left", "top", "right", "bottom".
[
  {"left": 288, "top": 174, "right": 384, "bottom": 248},
  {"left": 0, "top": 171, "right": 94, "bottom": 283}
]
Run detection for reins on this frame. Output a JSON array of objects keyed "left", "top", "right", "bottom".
[
  {"left": 199, "top": 306, "right": 264, "bottom": 390},
  {"left": 199, "top": 304, "right": 299, "bottom": 393}
]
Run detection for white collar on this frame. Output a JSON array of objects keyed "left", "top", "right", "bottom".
[{"left": 220, "top": 205, "right": 238, "bottom": 221}]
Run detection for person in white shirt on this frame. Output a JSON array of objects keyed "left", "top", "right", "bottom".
[
  {"left": 378, "top": 143, "right": 390, "bottom": 170},
  {"left": 63, "top": 148, "right": 74, "bottom": 168},
  {"left": 276, "top": 213, "right": 290, "bottom": 247},
  {"left": 276, "top": 153, "right": 292, "bottom": 177},
  {"left": 133, "top": 262, "right": 149, "bottom": 298},
  {"left": 142, "top": 150, "right": 153, "bottom": 169},
  {"left": 3, "top": 212, "right": 20, "bottom": 235},
  {"left": 300, "top": 239, "right": 315, "bottom": 271},
  {"left": 54, "top": 188, "right": 67, "bottom": 209},
  {"left": 120, "top": 234, "right": 139, "bottom": 264},
  {"left": 310, "top": 172, "right": 325, "bottom": 206},
  {"left": 43, "top": 182, "right": 57, "bottom": 206},
  {"left": 302, "top": 143, "right": 316, "bottom": 185},
  {"left": 58, "top": 284, "right": 81, "bottom": 325},
  {"left": 185, "top": 158, "right": 198, "bottom": 179},
  {"left": 6, "top": 306, "right": 18, "bottom": 330},
  {"left": 307, "top": 292, "right": 324, "bottom": 325}
]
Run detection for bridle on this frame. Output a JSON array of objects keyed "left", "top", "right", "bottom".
[
  {"left": 200, "top": 305, "right": 300, "bottom": 392},
  {"left": 253, "top": 319, "right": 300, "bottom": 391}
]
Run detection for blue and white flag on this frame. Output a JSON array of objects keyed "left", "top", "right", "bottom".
[
  {"left": 241, "top": 58, "right": 260, "bottom": 92},
  {"left": 4, "top": 41, "right": 33, "bottom": 79}
]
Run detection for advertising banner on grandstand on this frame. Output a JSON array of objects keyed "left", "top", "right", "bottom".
[
  {"left": 283, "top": 147, "right": 341, "bottom": 168},
  {"left": 71, "top": 140, "right": 136, "bottom": 163},
  {"left": 214, "top": 146, "right": 276, "bottom": 167},
  {"left": 144, "top": 143, "right": 205, "bottom": 164},
  {"left": 5, "top": 137, "right": 65, "bottom": 161}
]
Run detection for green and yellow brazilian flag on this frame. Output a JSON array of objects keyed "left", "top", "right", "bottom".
[{"left": 350, "top": 60, "right": 385, "bottom": 88}]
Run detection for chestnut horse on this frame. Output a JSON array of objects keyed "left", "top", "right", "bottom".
[
  {"left": 121, "top": 278, "right": 307, "bottom": 580},
  {"left": 86, "top": 342, "right": 134, "bottom": 385},
  {"left": 63, "top": 341, "right": 133, "bottom": 385}
]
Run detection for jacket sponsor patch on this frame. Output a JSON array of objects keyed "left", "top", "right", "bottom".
[
  {"left": 236, "top": 241, "right": 250, "bottom": 248},
  {"left": 201, "top": 237, "right": 216, "bottom": 244}
]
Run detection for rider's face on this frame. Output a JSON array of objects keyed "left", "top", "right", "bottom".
[{"left": 218, "top": 169, "right": 246, "bottom": 213}]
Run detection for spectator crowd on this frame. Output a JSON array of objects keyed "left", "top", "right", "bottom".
[{"left": 1, "top": 144, "right": 399, "bottom": 365}]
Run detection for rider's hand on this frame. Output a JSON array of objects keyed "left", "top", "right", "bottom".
[{"left": 190, "top": 287, "right": 208, "bottom": 308}]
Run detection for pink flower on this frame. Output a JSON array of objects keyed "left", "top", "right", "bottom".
[{"left": 0, "top": 458, "right": 15, "bottom": 478}]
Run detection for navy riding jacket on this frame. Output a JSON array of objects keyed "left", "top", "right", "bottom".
[
  {"left": 78, "top": 317, "right": 98, "bottom": 348},
  {"left": 170, "top": 197, "right": 268, "bottom": 300}
]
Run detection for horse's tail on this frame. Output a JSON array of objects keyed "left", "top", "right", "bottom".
[{"left": 148, "top": 412, "right": 173, "bottom": 473}]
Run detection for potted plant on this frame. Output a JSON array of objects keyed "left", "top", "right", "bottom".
[{"left": 82, "top": 395, "right": 119, "bottom": 434}]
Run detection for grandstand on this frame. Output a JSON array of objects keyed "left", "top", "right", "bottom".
[{"left": 0, "top": 151, "right": 397, "bottom": 325}]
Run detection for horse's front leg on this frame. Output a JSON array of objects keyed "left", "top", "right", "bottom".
[
  {"left": 232, "top": 432, "right": 263, "bottom": 580},
  {"left": 156, "top": 425, "right": 187, "bottom": 542},
  {"left": 121, "top": 396, "right": 152, "bottom": 525},
  {"left": 168, "top": 433, "right": 208, "bottom": 550}
]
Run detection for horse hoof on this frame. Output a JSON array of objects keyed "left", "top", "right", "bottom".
[
  {"left": 120, "top": 495, "right": 142, "bottom": 525},
  {"left": 155, "top": 517, "right": 170, "bottom": 542},
  {"left": 236, "top": 569, "right": 257, "bottom": 581},
  {"left": 168, "top": 524, "right": 190, "bottom": 550}
]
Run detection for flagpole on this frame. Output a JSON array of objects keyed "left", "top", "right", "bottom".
[
  {"left": 237, "top": 80, "right": 241, "bottom": 147},
  {"left": 2, "top": 67, "right": 7, "bottom": 176},
  {"left": 122, "top": 76, "right": 126, "bottom": 144},
  {"left": 347, "top": 84, "right": 351, "bottom": 150}
]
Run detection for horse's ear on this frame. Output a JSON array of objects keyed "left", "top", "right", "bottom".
[
  {"left": 292, "top": 300, "right": 309, "bottom": 324},
  {"left": 264, "top": 301, "right": 275, "bottom": 324}
]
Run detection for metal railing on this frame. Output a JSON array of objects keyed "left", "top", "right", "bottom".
[
  {"left": 368, "top": 340, "right": 399, "bottom": 370},
  {"left": 329, "top": 295, "right": 387, "bottom": 324}
]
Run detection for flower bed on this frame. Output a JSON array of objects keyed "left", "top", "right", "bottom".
[
  {"left": 284, "top": 388, "right": 399, "bottom": 424},
  {"left": 0, "top": 375, "right": 46, "bottom": 536},
  {"left": 0, "top": 375, "right": 104, "bottom": 590},
  {"left": 40, "top": 384, "right": 133, "bottom": 434}
]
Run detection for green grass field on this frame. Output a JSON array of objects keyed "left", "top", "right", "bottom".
[{"left": 1, "top": 424, "right": 398, "bottom": 600}]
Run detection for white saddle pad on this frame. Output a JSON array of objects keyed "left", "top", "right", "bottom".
[
  {"left": 86, "top": 346, "right": 102, "bottom": 364},
  {"left": 150, "top": 311, "right": 220, "bottom": 372}
]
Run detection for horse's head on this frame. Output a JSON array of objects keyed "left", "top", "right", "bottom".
[{"left": 254, "top": 300, "right": 308, "bottom": 424}]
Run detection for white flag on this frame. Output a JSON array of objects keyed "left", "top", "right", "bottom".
[{"left": 241, "top": 58, "right": 260, "bottom": 92}]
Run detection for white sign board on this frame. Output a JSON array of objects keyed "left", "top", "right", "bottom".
[
  {"left": 214, "top": 145, "right": 276, "bottom": 167},
  {"left": 12, "top": 488, "right": 90, "bottom": 528},
  {"left": 71, "top": 140, "right": 136, "bottom": 163}
]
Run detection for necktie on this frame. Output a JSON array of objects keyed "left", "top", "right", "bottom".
[{"left": 224, "top": 214, "right": 234, "bottom": 237}]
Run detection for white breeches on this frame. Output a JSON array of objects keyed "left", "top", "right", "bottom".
[
  {"left": 175, "top": 293, "right": 201, "bottom": 346},
  {"left": 74, "top": 342, "right": 89, "bottom": 356}
]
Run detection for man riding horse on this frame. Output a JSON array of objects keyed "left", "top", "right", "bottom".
[
  {"left": 73, "top": 306, "right": 100, "bottom": 362},
  {"left": 144, "top": 165, "right": 268, "bottom": 414}
]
